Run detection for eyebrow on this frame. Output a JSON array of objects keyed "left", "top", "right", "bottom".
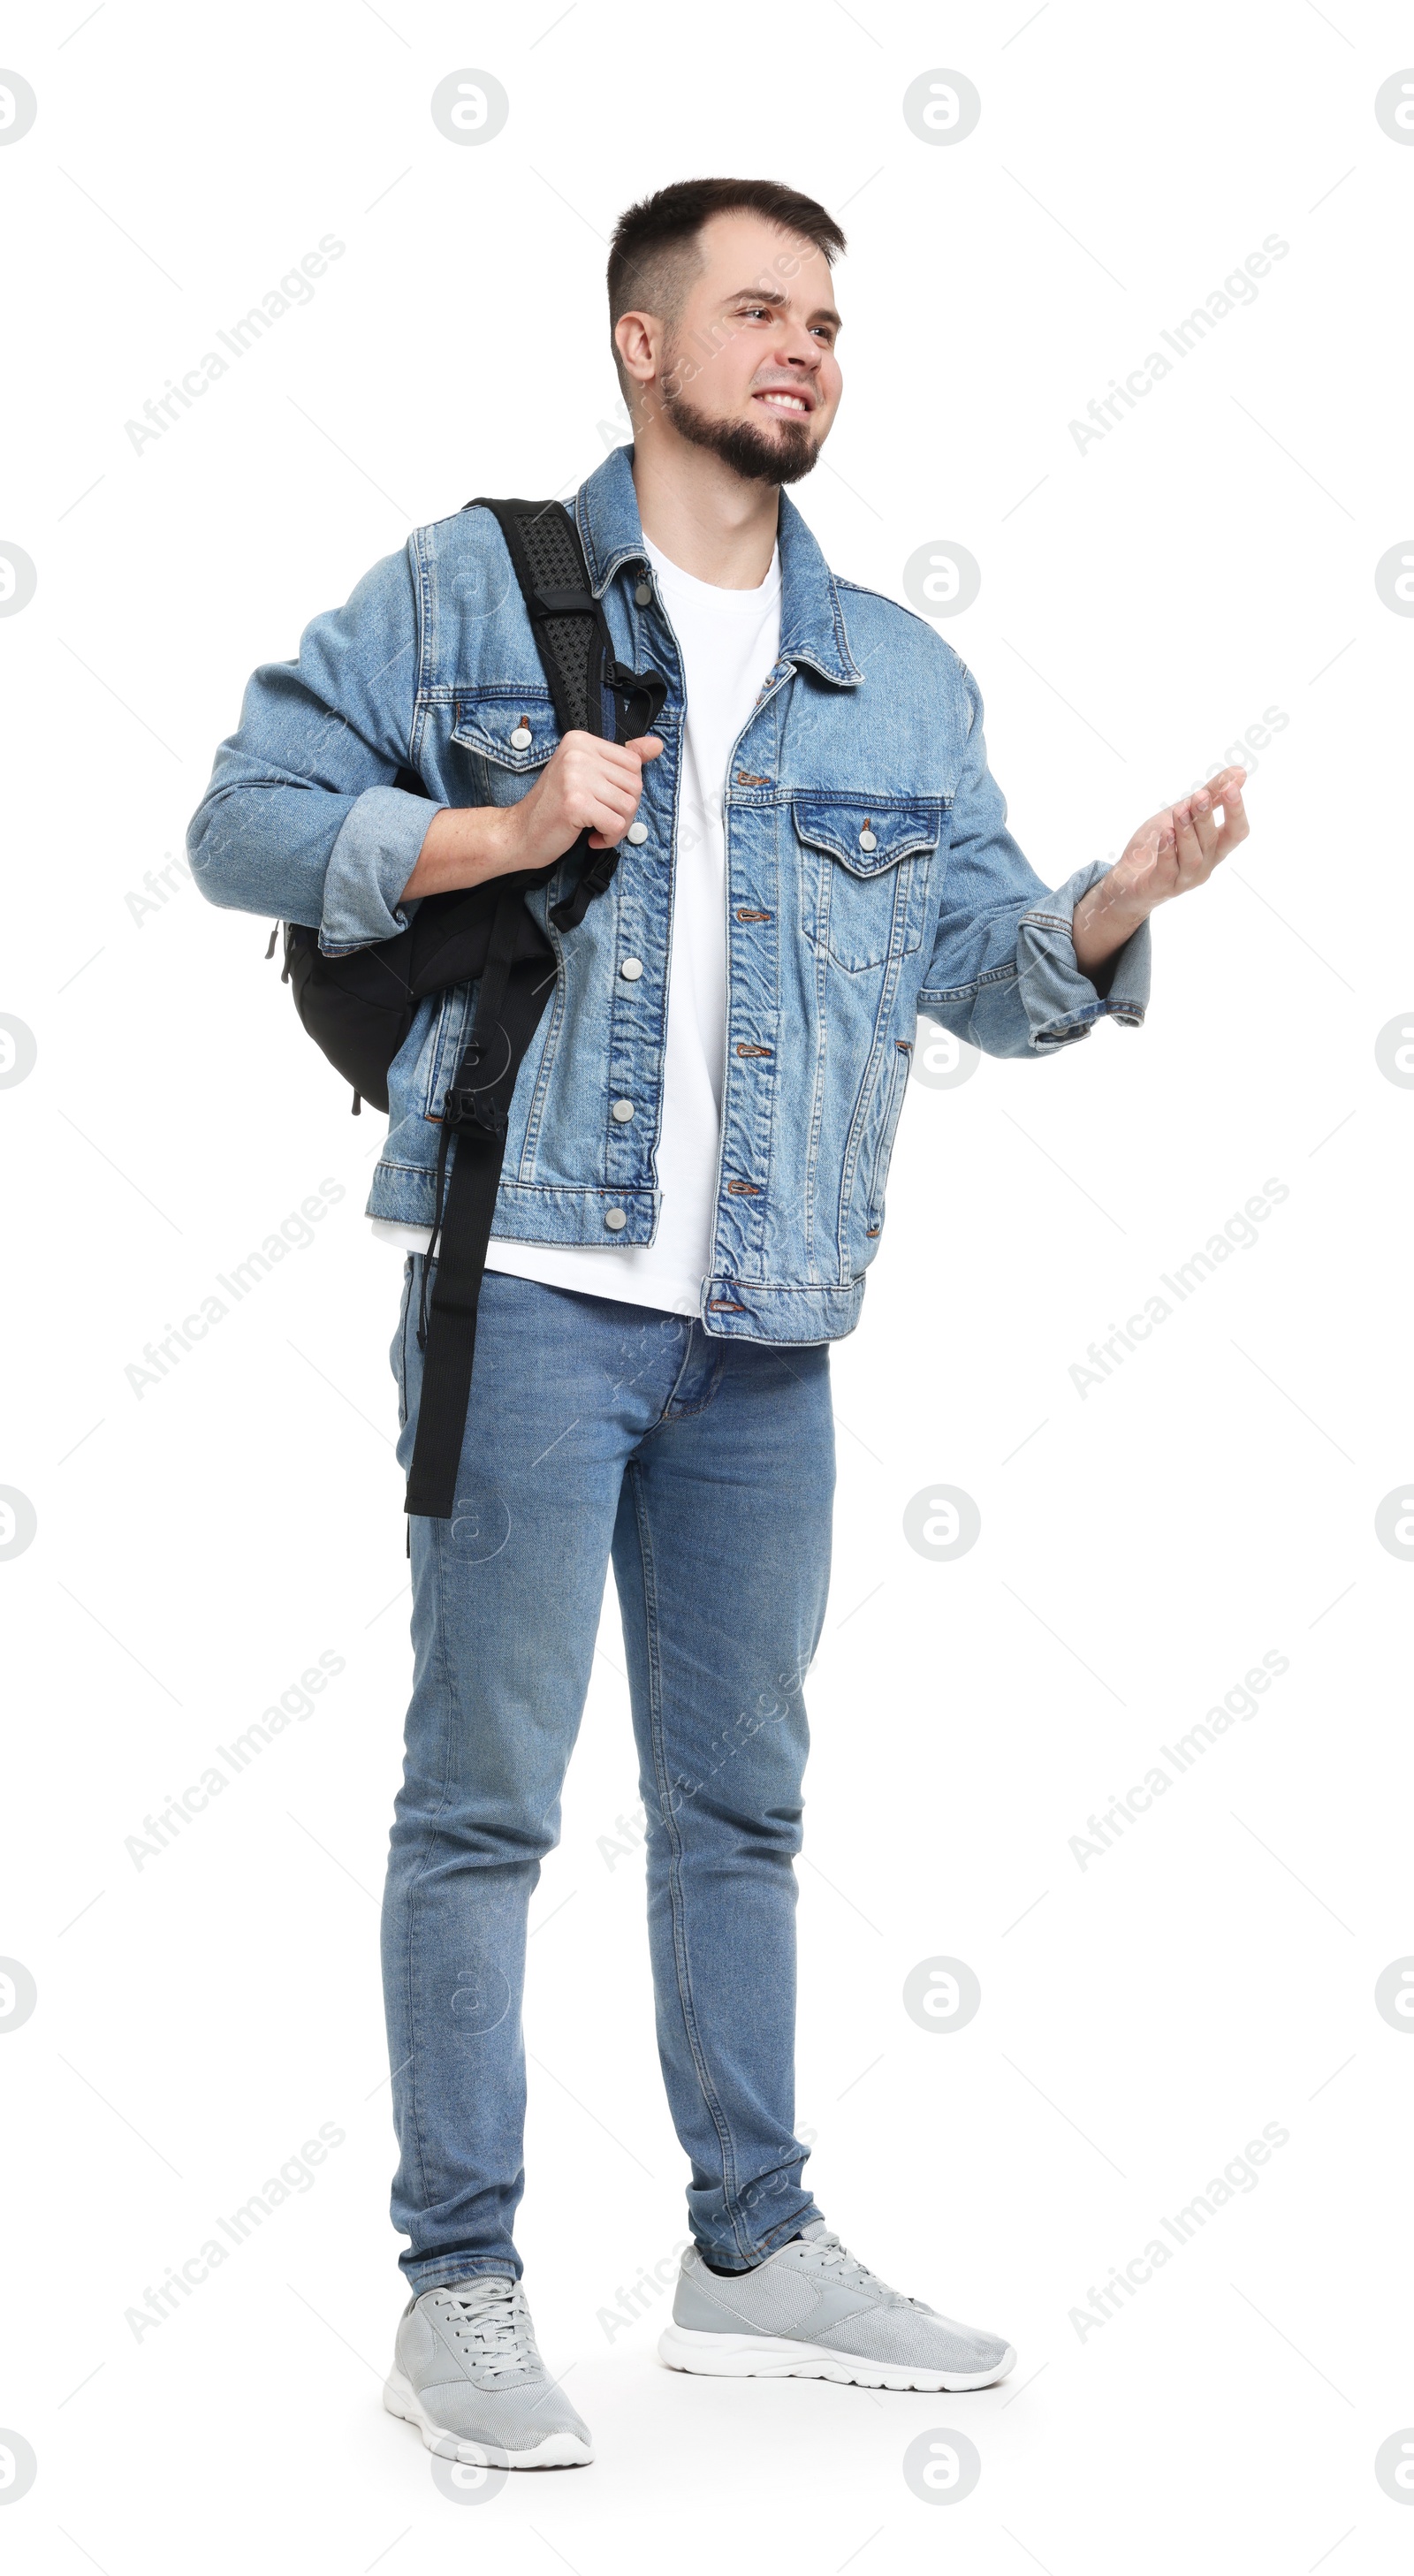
[{"left": 723, "top": 285, "right": 843, "bottom": 329}]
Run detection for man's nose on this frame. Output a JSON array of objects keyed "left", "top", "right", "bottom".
[{"left": 773, "top": 334, "right": 822, "bottom": 372}]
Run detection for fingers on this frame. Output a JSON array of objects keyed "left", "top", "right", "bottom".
[
  {"left": 1213, "top": 775, "right": 1250, "bottom": 860},
  {"left": 580, "top": 793, "right": 638, "bottom": 847},
  {"left": 1170, "top": 795, "right": 1212, "bottom": 883},
  {"left": 579, "top": 764, "right": 644, "bottom": 846},
  {"left": 572, "top": 733, "right": 664, "bottom": 843},
  {"left": 590, "top": 733, "right": 662, "bottom": 776},
  {"left": 1184, "top": 788, "right": 1221, "bottom": 868},
  {"left": 582, "top": 783, "right": 638, "bottom": 838},
  {"left": 1205, "top": 764, "right": 1247, "bottom": 801},
  {"left": 552, "top": 735, "right": 644, "bottom": 821},
  {"left": 528, "top": 729, "right": 662, "bottom": 857},
  {"left": 1116, "top": 762, "right": 1251, "bottom": 916},
  {"left": 563, "top": 737, "right": 664, "bottom": 799},
  {"left": 1199, "top": 764, "right": 1248, "bottom": 848},
  {"left": 1185, "top": 768, "right": 1251, "bottom": 870},
  {"left": 1172, "top": 779, "right": 1248, "bottom": 881},
  {"left": 560, "top": 732, "right": 653, "bottom": 788}
]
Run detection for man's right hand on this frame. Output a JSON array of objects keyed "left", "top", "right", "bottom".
[
  {"left": 514, "top": 729, "right": 664, "bottom": 862},
  {"left": 399, "top": 731, "right": 664, "bottom": 902}
]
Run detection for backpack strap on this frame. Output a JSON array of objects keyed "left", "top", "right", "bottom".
[
  {"left": 462, "top": 496, "right": 667, "bottom": 928},
  {"left": 403, "top": 879, "right": 557, "bottom": 1518},
  {"left": 402, "top": 498, "right": 666, "bottom": 1520},
  {"left": 468, "top": 496, "right": 609, "bottom": 739}
]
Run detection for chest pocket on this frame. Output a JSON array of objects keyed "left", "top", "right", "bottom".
[
  {"left": 794, "top": 796, "right": 944, "bottom": 973},
  {"left": 450, "top": 690, "right": 559, "bottom": 795}
]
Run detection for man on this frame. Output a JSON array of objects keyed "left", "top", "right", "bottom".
[{"left": 189, "top": 177, "right": 1247, "bottom": 2470}]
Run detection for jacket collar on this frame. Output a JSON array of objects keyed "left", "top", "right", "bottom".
[{"left": 575, "top": 443, "right": 861, "bottom": 689}]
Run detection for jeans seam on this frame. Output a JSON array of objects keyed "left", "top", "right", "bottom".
[
  {"left": 398, "top": 1260, "right": 413, "bottom": 1426},
  {"left": 627, "top": 1460, "right": 751, "bottom": 2261},
  {"left": 400, "top": 1464, "right": 461, "bottom": 2238}
]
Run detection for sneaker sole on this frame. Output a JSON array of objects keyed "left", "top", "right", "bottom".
[
  {"left": 382, "top": 2366, "right": 593, "bottom": 2468},
  {"left": 657, "top": 2325, "right": 1016, "bottom": 2393}
]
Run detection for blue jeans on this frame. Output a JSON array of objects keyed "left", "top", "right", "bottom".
[{"left": 382, "top": 1262, "right": 836, "bottom": 2288}]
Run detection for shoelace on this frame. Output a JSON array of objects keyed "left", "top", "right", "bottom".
[
  {"left": 433, "top": 2279, "right": 539, "bottom": 2376},
  {"left": 807, "top": 2231, "right": 927, "bottom": 2312}
]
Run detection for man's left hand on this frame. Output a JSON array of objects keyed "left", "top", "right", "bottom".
[{"left": 1071, "top": 765, "right": 1250, "bottom": 973}]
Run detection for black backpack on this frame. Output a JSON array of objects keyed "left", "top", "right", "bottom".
[{"left": 271, "top": 497, "right": 666, "bottom": 1521}]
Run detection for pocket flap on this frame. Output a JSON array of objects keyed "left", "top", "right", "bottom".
[
  {"left": 791, "top": 795, "right": 944, "bottom": 876},
  {"left": 452, "top": 692, "right": 559, "bottom": 770}
]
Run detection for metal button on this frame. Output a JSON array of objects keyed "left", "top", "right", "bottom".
[
  {"left": 626, "top": 820, "right": 649, "bottom": 846},
  {"left": 509, "top": 725, "right": 532, "bottom": 750},
  {"left": 634, "top": 581, "right": 652, "bottom": 606},
  {"left": 611, "top": 1098, "right": 635, "bottom": 1122},
  {"left": 620, "top": 956, "right": 643, "bottom": 980},
  {"left": 604, "top": 1207, "right": 627, "bottom": 1231},
  {"left": 858, "top": 826, "right": 878, "bottom": 852}
]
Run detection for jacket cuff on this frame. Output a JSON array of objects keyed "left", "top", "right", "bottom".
[
  {"left": 318, "top": 784, "right": 443, "bottom": 955},
  {"left": 1015, "top": 859, "right": 1151, "bottom": 1050}
]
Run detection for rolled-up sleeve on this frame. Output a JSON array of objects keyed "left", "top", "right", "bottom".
[
  {"left": 186, "top": 540, "right": 444, "bottom": 954},
  {"left": 915, "top": 657, "right": 1150, "bottom": 1057}
]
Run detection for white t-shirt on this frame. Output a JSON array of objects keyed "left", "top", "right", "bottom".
[{"left": 372, "top": 534, "right": 782, "bottom": 1318}]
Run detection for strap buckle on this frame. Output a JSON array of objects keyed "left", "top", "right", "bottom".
[
  {"left": 442, "top": 1083, "right": 507, "bottom": 1140},
  {"left": 606, "top": 659, "right": 668, "bottom": 741}
]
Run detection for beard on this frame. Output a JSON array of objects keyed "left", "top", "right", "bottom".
[{"left": 659, "top": 376, "right": 819, "bottom": 486}]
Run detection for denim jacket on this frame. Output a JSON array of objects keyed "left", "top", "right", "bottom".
[{"left": 187, "top": 445, "right": 1149, "bottom": 1344}]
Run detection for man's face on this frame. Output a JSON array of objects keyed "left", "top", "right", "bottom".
[{"left": 633, "top": 210, "right": 843, "bottom": 485}]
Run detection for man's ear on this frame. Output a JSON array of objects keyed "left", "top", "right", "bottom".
[{"left": 613, "top": 309, "right": 658, "bottom": 394}]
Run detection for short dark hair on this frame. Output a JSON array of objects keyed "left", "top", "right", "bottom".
[{"left": 606, "top": 178, "right": 846, "bottom": 389}]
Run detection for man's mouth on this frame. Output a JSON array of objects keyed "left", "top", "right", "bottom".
[{"left": 752, "top": 387, "right": 814, "bottom": 418}]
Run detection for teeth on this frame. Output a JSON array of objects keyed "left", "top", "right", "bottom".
[{"left": 761, "top": 392, "right": 807, "bottom": 412}]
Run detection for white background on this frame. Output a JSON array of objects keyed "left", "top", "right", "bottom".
[{"left": 3, "top": 1, "right": 1411, "bottom": 2567}]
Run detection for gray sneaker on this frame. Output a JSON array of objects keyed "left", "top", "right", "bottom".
[
  {"left": 658, "top": 2222, "right": 1015, "bottom": 2392},
  {"left": 384, "top": 2276, "right": 592, "bottom": 2468}
]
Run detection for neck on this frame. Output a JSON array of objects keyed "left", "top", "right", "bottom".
[{"left": 630, "top": 429, "right": 779, "bottom": 589}]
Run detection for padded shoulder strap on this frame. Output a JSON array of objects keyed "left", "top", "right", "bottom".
[
  {"left": 461, "top": 492, "right": 669, "bottom": 931},
  {"left": 464, "top": 495, "right": 610, "bottom": 740}
]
